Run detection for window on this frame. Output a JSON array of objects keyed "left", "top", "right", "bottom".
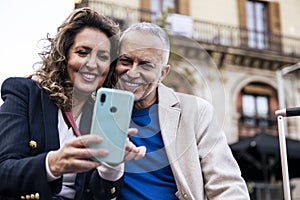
[
  {"left": 237, "top": 0, "right": 282, "bottom": 50},
  {"left": 246, "top": 0, "right": 268, "bottom": 49},
  {"left": 150, "top": 0, "right": 176, "bottom": 13},
  {"left": 242, "top": 94, "right": 269, "bottom": 127},
  {"left": 238, "top": 82, "right": 278, "bottom": 137},
  {"left": 150, "top": 0, "right": 176, "bottom": 21},
  {"left": 140, "top": 0, "right": 190, "bottom": 21}
]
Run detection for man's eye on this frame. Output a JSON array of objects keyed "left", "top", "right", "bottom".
[
  {"left": 140, "top": 63, "right": 155, "bottom": 70},
  {"left": 119, "top": 58, "right": 132, "bottom": 65}
]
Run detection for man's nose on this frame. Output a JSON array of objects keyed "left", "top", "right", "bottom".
[{"left": 126, "top": 62, "right": 140, "bottom": 77}]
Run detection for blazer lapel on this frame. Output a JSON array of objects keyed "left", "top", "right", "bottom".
[
  {"left": 158, "top": 84, "right": 181, "bottom": 149},
  {"left": 79, "top": 97, "right": 94, "bottom": 135},
  {"left": 40, "top": 90, "right": 60, "bottom": 151},
  {"left": 157, "top": 84, "right": 188, "bottom": 191}
]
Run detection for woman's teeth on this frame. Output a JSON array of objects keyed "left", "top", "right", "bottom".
[{"left": 83, "top": 74, "right": 96, "bottom": 79}]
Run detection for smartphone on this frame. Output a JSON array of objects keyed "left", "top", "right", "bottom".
[{"left": 89, "top": 88, "right": 134, "bottom": 164}]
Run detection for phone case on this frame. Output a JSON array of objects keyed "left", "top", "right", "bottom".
[{"left": 89, "top": 88, "right": 134, "bottom": 164}]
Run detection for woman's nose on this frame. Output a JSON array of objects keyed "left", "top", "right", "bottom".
[{"left": 86, "top": 56, "right": 97, "bottom": 69}]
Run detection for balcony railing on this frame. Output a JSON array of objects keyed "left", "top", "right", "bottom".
[
  {"left": 82, "top": 1, "right": 300, "bottom": 58},
  {"left": 239, "top": 115, "right": 278, "bottom": 137},
  {"left": 193, "top": 20, "right": 300, "bottom": 58},
  {"left": 87, "top": 1, "right": 155, "bottom": 27}
]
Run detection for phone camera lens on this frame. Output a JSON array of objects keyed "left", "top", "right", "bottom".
[
  {"left": 100, "top": 94, "right": 106, "bottom": 103},
  {"left": 110, "top": 106, "right": 117, "bottom": 113}
]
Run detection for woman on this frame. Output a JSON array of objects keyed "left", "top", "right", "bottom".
[{"left": 0, "top": 8, "right": 145, "bottom": 200}]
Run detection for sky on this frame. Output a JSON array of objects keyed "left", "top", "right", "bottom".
[{"left": 0, "top": 0, "right": 74, "bottom": 104}]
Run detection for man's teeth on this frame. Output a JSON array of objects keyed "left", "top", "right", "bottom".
[{"left": 126, "top": 82, "right": 139, "bottom": 86}]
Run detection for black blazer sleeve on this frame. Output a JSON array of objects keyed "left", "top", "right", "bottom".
[
  {"left": 90, "top": 172, "right": 124, "bottom": 200},
  {"left": 0, "top": 77, "right": 124, "bottom": 200},
  {"left": 0, "top": 77, "right": 62, "bottom": 199}
]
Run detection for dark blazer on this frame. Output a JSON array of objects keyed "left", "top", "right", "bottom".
[{"left": 0, "top": 77, "right": 123, "bottom": 200}]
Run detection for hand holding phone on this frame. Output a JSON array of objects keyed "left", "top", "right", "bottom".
[{"left": 89, "top": 88, "right": 134, "bottom": 164}]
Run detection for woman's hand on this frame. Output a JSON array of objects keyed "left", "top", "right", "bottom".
[
  {"left": 48, "top": 135, "right": 108, "bottom": 177},
  {"left": 48, "top": 128, "right": 146, "bottom": 177}
]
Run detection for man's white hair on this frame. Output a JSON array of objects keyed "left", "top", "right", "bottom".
[{"left": 119, "top": 22, "right": 170, "bottom": 64}]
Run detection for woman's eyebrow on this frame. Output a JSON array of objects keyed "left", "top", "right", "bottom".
[{"left": 97, "top": 49, "right": 110, "bottom": 54}]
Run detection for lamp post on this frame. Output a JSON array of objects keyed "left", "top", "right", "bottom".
[
  {"left": 276, "top": 62, "right": 300, "bottom": 200},
  {"left": 277, "top": 62, "right": 300, "bottom": 110}
]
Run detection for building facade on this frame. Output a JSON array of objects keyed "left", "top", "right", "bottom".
[{"left": 75, "top": 0, "right": 300, "bottom": 198}]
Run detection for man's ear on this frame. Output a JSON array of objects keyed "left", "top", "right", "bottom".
[{"left": 159, "top": 64, "right": 171, "bottom": 82}]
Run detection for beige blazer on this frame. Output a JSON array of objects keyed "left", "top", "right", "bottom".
[{"left": 157, "top": 84, "right": 250, "bottom": 200}]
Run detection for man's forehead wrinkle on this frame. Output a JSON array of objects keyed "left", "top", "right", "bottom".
[
  {"left": 122, "top": 44, "right": 164, "bottom": 52},
  {"left": 120, "top": 53, "right": 158, "bottom": 63},
  {"left": 121, "top": 47, "right": 165, "bottom": 56},
  {"left": 121, "top": 33, "right": 166, "bottom": 51}
]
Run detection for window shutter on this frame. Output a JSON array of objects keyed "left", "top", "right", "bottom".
[
  {"left": 237, "top": 0, "right": 247, "bottom": 28},
  {"left": 178, "top": 0, "right": 190, "bottom": 15},
  {"left": 140, "top": 0, "right": 151, "bottom": 22},
  {"left": 268, "top": 1, "right": 282, "bottom": 51},
  {"left": 141, "top": 0, "right": 151, "bottom": 10},
  {"left": 237, "top": 0, "right": 248, "bottom": 47},
  {"left": 269, "top": 2, "right": 281, "bottom": 34}
]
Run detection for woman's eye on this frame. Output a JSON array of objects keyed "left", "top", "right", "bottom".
[
  {"left": 76, "top": 50, "right": 88, "bottom": 57},
  {"left": 98, "top": 54, "right": 109, "bottom": 61}
]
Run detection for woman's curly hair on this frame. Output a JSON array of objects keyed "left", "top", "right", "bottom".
[{"left": 33, "top": 7, "right": 120, "bottom": 111}]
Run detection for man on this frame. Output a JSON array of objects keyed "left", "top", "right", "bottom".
[{"left": 115, "top": 22, "right": 250, "bottom": 199}]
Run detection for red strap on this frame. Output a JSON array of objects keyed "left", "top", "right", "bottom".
[{"left": 63, "top": 111, "right": 81, "bottom": 137}]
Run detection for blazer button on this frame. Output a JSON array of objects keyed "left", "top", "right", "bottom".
[
  {"left": 29, "top": 140, "right": 37, "bottom": 149},
  {"left": 110, "top": 187, "right": 116, "bottom": 194},
  {"left": 35, "top": 193, "right": 40, "bottom": 199}
]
